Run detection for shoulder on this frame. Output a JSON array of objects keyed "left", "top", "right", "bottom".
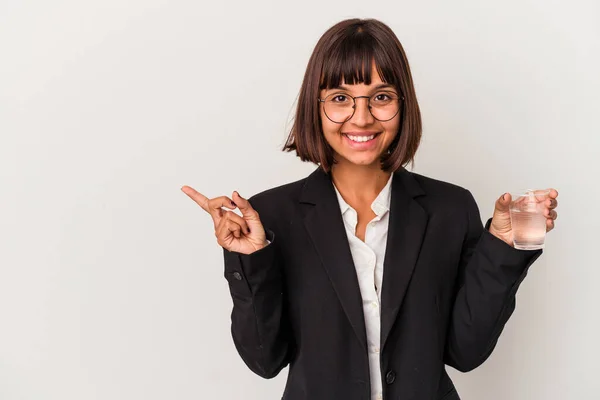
[
  {"left": 248, "top": 176, "right": 306, "bottom": 206},
  {"left": 403, "top": 169, "right": 479, "bottom": 220},
  {"left": 405, "top": 170, "right": 481, "bottom": 230},
  {"left": 406, "top": 170, "right": 471, "bottom": 199},
  {"left": 245, "top": 175, "right": 307, "bottom": 223}
]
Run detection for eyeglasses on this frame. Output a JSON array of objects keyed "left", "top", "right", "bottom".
[{"left": 317, "top": 91, "right": 404, "bottom": 124}]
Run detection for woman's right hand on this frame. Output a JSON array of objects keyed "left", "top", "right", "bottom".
[{"left": 181, "top": 186, "right": 268, "bottom": 255}]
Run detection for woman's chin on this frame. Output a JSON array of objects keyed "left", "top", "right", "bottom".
[{"left": 338, "top": 152, "right": 382, "bottom": 167}]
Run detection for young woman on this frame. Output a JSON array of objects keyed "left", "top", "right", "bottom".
[{"left": 182, "top": 18, "right": 559, "bottom": 400}]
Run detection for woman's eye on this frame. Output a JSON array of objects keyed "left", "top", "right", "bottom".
[
  {"left": 374, "top": 93, "right": 391, "bottom": 101},
  {"left": 332, "top": 95, "right": 348, "bottom": 102}
]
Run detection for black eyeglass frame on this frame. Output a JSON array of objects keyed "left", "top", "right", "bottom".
[{"left": 317, "top": 92, "right": 405, "bottom": 124}]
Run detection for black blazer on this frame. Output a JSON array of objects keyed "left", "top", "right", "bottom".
[{"left": 222, "top": 167, "right": 542, "bottom": 400}]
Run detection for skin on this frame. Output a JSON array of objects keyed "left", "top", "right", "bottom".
[
  {"left": 182, "top": 61, "right": 558, "bottom": 251},
  {"left": 489, "top": 190, "right": 558, "bottom": 247},
  {"left": 179, "top": 188, "right": 268, "bottom": 255},
  {"left": 319, "top": 60, "right": 401, "bottom": 241}
]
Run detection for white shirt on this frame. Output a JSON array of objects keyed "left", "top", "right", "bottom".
[{"left": 332, "top": 174, "right": 393, "bottom": 400}]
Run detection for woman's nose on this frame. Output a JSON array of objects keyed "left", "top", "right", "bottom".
[{"left": 349, "top": 97, "right": 375, "bottom": 125}]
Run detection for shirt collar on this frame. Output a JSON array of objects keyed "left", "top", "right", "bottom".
[{"left": 333, "top": 173, "right": 393, "bottom": 217}]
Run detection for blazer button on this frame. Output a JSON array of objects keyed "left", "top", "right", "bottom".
[
  {"left": 385, "top": 370, "right": 396, "bottom": 384},
  {"left": 233, "top": 272, "right": 243, "bottom": 281}
]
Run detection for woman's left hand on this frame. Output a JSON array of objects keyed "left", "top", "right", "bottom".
[{"left": 488, "top": 188, "right": 559, "bottom": 247}]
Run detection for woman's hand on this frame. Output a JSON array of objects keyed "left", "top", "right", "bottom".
[
  {"left": 489, "top": 188, "right": 559, "bottom": 246},
  {"left": 181, "top": 186, "right": 268, "bottom": 255}
]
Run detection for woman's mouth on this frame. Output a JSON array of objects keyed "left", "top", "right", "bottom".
[
  {"left": 344, "top": 133, "right": 378, "bottom": 142},
  {"left": 342, "top": 132, "right": 382, "bottom": 149}
]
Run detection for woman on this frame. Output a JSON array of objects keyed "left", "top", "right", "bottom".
[{"left": 182, "top": 18, "right": 559, "bottom": 400}]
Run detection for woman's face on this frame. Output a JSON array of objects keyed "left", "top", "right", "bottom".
[{"left": 318, "top": 62, "right": 401, "bottom": 169}]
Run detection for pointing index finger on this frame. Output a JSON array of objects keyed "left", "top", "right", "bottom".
[{"left": 181, "top": 185, "right": 210, "bottom": 212}]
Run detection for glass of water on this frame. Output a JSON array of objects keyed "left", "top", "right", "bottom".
[{"left": 509, "top": 189, "right": 550, "bottom": 250}]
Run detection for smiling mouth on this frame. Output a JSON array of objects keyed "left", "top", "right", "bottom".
[{"left": 343, "top": 132, "right": 382, "bottom": 143}]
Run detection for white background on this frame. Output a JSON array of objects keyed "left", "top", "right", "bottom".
[{"left": 1, "top": 0, "right": 598, "bottom": 399}]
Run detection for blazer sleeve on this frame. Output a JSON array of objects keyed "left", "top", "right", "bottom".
[
  {"left": 222, "top": 201, "right": 292, "bottom": 379},
  {"left": 443, "top": 189, "right": 543, "bottom": 372}
]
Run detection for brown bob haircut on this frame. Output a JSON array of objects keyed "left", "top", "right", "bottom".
[{"left": 282, "top": 18, "right": 422, "bottom": 173}]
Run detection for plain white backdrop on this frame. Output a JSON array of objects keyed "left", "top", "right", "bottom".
[{"left": 1, "top": 0, "right": 599, "bottom": 399}]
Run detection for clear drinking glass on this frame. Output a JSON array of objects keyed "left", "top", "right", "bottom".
[{"left": 509, "top": 189, "right": 550, "bottom": 250}]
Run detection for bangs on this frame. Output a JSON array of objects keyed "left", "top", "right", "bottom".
[
  {"left": 283, "top": 18, "right": 421, "bottom": 173},
  {"left": 319, "top": 29, "right": 398, "bottom": 91}
]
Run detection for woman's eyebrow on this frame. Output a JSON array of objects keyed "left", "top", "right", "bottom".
[{"left": 329, "top": 83, "right": 396, "bottom": 91}]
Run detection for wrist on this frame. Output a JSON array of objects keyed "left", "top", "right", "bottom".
[{"left": 488, "top": 227, "right": 513, "bottom": 247}]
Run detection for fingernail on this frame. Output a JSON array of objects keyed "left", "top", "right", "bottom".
[{"left": 502, "top": 193, "right": 507, "bottom": 201}]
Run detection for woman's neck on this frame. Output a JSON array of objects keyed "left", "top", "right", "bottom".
[{"left": 330, "top": 162, "right": 391, "bottom": 205}]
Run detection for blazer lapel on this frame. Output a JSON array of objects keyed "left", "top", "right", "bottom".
[
  {"left": 299, "top": 167, "right": 367, "bottom": 349},
  {"left": 380, "top": 168, "right": 428, "bottom": 350}
]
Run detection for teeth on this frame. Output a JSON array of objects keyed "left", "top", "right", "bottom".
[{"left": 346, "top": 134, "right": 376, "bottom": 142}]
